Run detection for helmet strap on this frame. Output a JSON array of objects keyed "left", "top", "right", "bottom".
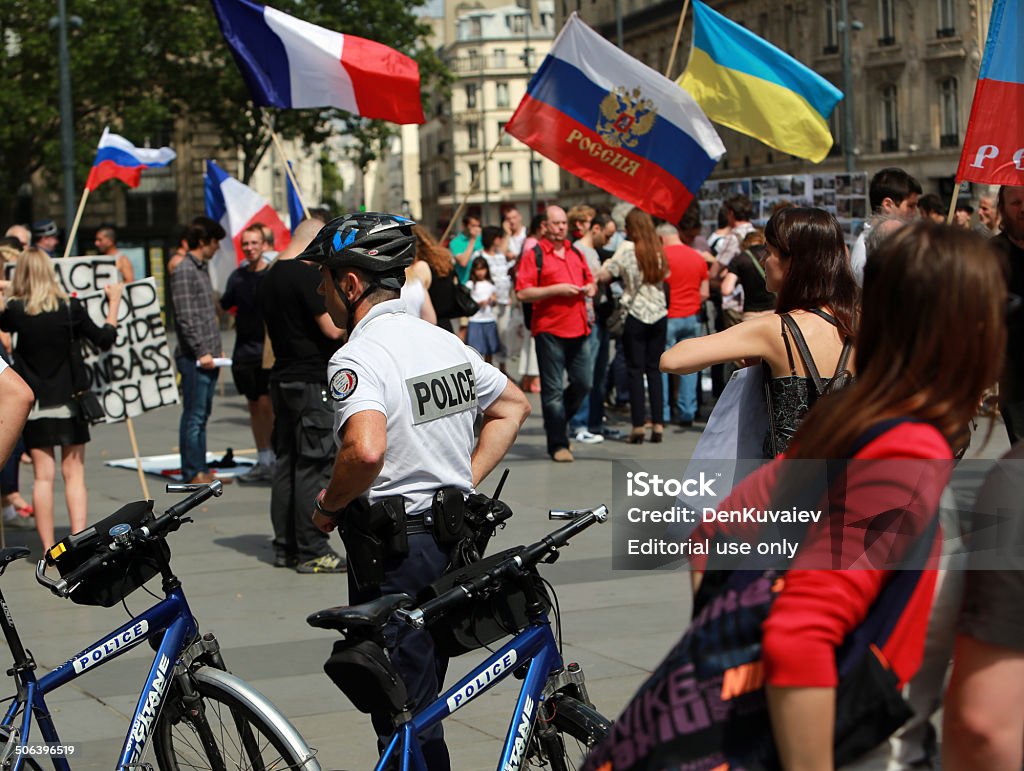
[{"left": 334, "top": 272, "right": 377, "bottom": 337}]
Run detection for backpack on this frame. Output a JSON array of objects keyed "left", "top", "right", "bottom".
[{"left": 514, "top": 243, "right": 588, "bottom": 331}]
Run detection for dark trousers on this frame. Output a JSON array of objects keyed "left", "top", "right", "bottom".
[
  {"left": 534, "top": 332, "right": 593, "bottom": 455},
  {"left": 588, "top": 323, "right": 611, "bottom": 433},
  {"left": 269, "top": 381, "right": 334, "bottom": 561},
  {"left": 1003, "top": 399, "right": 1024, "bottom": 446},
  {"left": 1, "top": 437, "right": 23, "bottom": 495},
  {"left": 349, "top": 533, "right": 452, "bottom": 770},
  {"left": 623, "top": 315, "right": 667, "bottom": 428}
]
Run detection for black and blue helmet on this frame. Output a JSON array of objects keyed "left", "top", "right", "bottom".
[{"left": 298, "top": 212, "right": 416, "bottom": 285}]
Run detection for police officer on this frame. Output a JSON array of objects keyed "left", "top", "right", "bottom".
[{"left": 301, "top": 213, "right": 531, "bottom": 769}]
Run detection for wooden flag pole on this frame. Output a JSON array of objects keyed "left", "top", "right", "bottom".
[
  {"left": 664, "top": 0, "right": 692, "bottom": 79},
  {"left": 62, "top": 187, "right": 90, "bottom": 260},
  {"left": 945, "top": 182, "right": 962, "bottom": 225},
  {"left": 264, "top": 114, "right": 310, "bottom": 220},
  {"left": 124, "top": 416, "right": 150, "bottom": 500},
  {"left": 440, "top": 137, "right": 504, "bottom": 244}
]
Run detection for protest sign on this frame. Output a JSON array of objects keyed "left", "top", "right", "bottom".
[
  {"left": 3, "top": 256, "right": 119, "bottom": 295},
  {"left": 79, "top": 278, "right": 178, "bottom": 422}
]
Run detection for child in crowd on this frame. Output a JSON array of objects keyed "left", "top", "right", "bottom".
[{"left": 466, "top": 257, "right": 501, "bottom": 363}]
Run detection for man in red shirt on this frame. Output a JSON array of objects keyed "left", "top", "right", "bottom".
[
  {"left": 658, "top": 216, "right": 708, "bottom": 426},
  {"left": 515, "top": 205, "right": 597, "bottom": 462}
]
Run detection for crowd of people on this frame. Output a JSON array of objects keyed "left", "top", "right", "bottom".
[{"left": 0, "top": 172, "right": 1021, "bottom": 768}]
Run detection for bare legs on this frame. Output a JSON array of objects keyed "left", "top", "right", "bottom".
[
  {"left": 248, "top": 395, "right": 274, "bottom": 455},
  {"left": 30, "top": 443, "right": 87, "bottom": 550}
]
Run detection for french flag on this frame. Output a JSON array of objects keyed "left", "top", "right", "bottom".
[
  {"left": 211, "top": 0, "right": 425, "bottom": 125},
  {"left": 204, "top": 160, "right": 291, "bottom": 290},
  {"left": 84, "top": 128, "right": 176, "bottom": 192},
  {"left": 505, "top": 14, "right": 724, "bottom": 222}
]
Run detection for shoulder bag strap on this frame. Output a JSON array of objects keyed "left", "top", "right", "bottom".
[{"left": 781, "top": 314, "right": 826, "bottom": 394}]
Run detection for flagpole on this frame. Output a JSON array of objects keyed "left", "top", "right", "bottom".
[
  {"left": 263, "top": 114, "right": 310, "bottom": 220},
  {"left": 945, "top": 183, "right": 961, "bottom": 225},
  {"left": 664, "top": 0, "right": 692, "bottom": 79},
  {"left": 62, "top": 187, "right": 90, "bottom": 259},
  {"left": 440, "top": 137, "right": 503, "bottom": 244}
]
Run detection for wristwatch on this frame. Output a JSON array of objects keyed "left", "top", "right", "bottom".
[{"left": 315, "top": 489, "right": 346, "bottom": 521}]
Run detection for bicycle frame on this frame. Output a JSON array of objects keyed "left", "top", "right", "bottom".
[
  {"left": 378, "top": 619, "right": 563, "bottom": 771},
  {"left": 1, "top": 588, "right": 199, "bottom": 771}
]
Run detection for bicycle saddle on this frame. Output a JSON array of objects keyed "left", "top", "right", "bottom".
[
  {"left": 0, "top": 547, "right": 31, "bottom": 574},
  {"left": 307, "top": 593, "right": 413, "bottom": 632}
]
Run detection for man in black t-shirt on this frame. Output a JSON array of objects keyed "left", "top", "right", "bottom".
[
  {"left": 256, "top": 219, "right": 347, "bottom": 573},
  {"left": 221, "top": 224, "right": 275, "bottom": 483},
  {"left": 995, "top": 185, "right": 1024, "bottom": 444}
]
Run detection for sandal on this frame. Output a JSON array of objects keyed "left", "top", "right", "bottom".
[{"left": 651, "top": 426, "right": 664, "bottom": 444}]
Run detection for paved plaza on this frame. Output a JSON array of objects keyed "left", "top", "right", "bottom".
[{"left": 0, "top": 363, "right": 1009, "bottom": 768}]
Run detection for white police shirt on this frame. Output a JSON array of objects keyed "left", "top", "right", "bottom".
[{"left": 327, "top": 298, "right": 508, "bottom": 516}]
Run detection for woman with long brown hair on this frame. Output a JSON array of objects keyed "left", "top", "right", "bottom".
[
  {"left": 598, "top": 208, "right": 669, "bottom": 443},
  {"left": 661, "top": 206, "right": 858, "bottom": 457},
  {"left": 413, "top": 224, "right": 457, "bottom": 332},
  {"left": 0, "top": 248, "right": 122, "bottom": 549}
]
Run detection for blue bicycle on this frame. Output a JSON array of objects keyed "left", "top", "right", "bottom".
[
  {"left": 0, "top": 481, "right": 320, "bottom": 770},
  {"left": 307, "top": 504, "right": 612, "bottom": 770}
]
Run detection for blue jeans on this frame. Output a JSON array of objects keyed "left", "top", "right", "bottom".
[
  {"left": 176, "top": 355, "right": 219, "bottom": 481},
  {"left": 663, "top": 314, "right": 701, "bottom": 422},
  {"left": 569, "top": 322, "right": 602, "bottom": 433},
  {"left": 534, "top": 333, "right": 593, "bottom": 455}
]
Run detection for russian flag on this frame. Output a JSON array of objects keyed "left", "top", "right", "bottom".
[
  {"left": 84, "top": 128, "right": 176, "bottom": 192},
  {"left": 204, "top": 160, "right": 291, "bottom": 290},
  {"left": 956, "top": 0, "right": 1024, "bottom": 185},
  {"left": 211, "top": 0, "right": 425, "bottom": 125},
  {"left": 505, "top": 14, "right": 724, "bottom": 222}
]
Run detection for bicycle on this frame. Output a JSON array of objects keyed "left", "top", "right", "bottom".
[
  {"left": 307, "top": 503, "right": 613, "bottom": 771},
  {"left": 0, "top": 480, "right": 321, "bottom": 770}
]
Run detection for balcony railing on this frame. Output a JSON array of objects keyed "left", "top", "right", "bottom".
[{"left": 448, "top": 54, "right": 534, "bottom": 73}]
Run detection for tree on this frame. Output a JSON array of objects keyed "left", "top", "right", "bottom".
[{"left": 0, "top": 0, "right": 447, "bottom": 222}]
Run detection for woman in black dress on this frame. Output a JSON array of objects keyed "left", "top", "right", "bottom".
[{"left": 0, "top": 247, "right": 122, "bottom": 548}]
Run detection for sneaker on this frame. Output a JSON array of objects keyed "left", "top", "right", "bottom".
[
  {"left": 295, "top": 553, "right": 347, "bottom": 574},
  {"left": 3, "top": 509, "right": 34, "bottom": 530},
  {"left": 600, "top": 427, "right": 625, "bottom": 440},
  {"left": 573, "top": 429, "right": 604, "bottom": 445},
  {"left": 551, "top": 448, "right": 575, "bottom": 463},
  {"left": 237, "top": 463, "right": 274, "bottom": 484},
  {"left": 273, "top": 553, "right": 299, "bottom": 568}
]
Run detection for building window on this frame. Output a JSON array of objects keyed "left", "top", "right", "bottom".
[
  {"left": 936, "top": 0, "right": 955, "bottom": 36},
  {"left": 500, "top": 161, "right": 513, "bottom": 187},
  {"left": 494, "top": 48, "right": 506, "bottom": 67},
  {"left": 497, "top": 121, "right": 512, "bottom": 145},
  {"left": 496, "top": 82, "right": 510, "bottom": 107},
  {"left": 531, "top": 159, "right": 543, "bottom": 184},
  {"left": 878, "top": 0, "right": 896, "bottom": 45},
  {"left": 465, "top": 84, "right": 477, "bottom": 109},
  {"left": 823, "top": 0, "right": 839, "bottom": 54},
  {"left": 880, "top": 85, "right": 899, "bottom": 152},
  {"left": 829, "top": 106, "right": 843, "bottom": 156},
  {"left": 468, "top": 122, "right": 479, "bottom": 149},
  {"left": 510, "top": 15, "right": 526, "bottom": 34},
  {"left": 940, "top": 77, "right": 959, "bottom": 147},
  {"left": 469, "top": 18, "right": 482, "bottom": 38},
  {"left": 468, "top": 162, "right": 480, "bottom": 182}
]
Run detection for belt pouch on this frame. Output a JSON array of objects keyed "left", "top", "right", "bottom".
[{"left": 431, "top": 487, "right": 467, "bottom": 545}]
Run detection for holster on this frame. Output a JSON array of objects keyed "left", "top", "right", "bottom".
[
  {"left": 430, "top": 487, "right": 467, "bottom": 545},
  {"left": 337, "top": 496, "right": 410, "bottom": 593}
]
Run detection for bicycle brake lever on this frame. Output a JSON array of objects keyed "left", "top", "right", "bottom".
[{"left": 541, "top": 549, "right": 561, "bottom": 565}]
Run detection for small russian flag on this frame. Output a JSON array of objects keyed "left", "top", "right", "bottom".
[{"left": 85, "top": 128, "right": 176, "bottom": 192}]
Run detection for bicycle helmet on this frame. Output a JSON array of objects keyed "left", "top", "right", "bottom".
[
  {"left": 298, "top": 212, "right": 416, "bottom": 287},
  {"left": 298, "top": 212, "right": 417, "bottom": 332}
]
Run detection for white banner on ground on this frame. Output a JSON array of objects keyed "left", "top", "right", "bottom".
[
  {"left": 4, "top": 256, "right": 119, "bottom": 294},
  {"left": 78, "top": 279, "right": 179, "bottom": 422}
]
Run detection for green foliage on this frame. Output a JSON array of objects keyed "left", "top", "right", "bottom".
[{"left": 0, "top": 0, "right": 448, "bottom": 220}]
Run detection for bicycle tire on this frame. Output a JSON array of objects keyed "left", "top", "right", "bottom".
[
  {"left": 532, "top": 695, "right": 611, "bottom": 771},
  {"left": 151, "top": 673, "right": 310, "bottom": 770}
]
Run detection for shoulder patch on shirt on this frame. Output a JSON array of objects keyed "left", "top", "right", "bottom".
[
  {"left": 330, "top": 368, "right": 358, "bottom": 401},
  {"left": 406, "top": 363, "right": 478, "bottom": 424}
]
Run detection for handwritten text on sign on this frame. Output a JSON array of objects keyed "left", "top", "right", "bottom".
[
  {"left": 79, "top": 279, "right": 178, "bottom": 422},
  {"left": 4, "top": 256, "right": 119, "bottom": 295}
]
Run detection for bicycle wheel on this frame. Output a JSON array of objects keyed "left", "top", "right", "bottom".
[
  {"left": 531, "top": 695, "right": 611, "bottom": 771},
  {"left": 152, "top": 674, "right": 310, "bottom": 770}
]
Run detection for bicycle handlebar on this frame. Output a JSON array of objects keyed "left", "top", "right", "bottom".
[
  {"left": 398, "top": 504, "right": 608, "bottom": 629},
  {"left": 35, "top": 481, "right": 224, "bottom": 598}
]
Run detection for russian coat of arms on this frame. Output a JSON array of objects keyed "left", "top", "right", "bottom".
[{"left": 597, "top": 87, "right": 658, "bottom": 149}]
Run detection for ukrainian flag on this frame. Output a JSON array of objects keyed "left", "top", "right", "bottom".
[{"left": 678, "top": 0, "right": 843, "bottom": 163}]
